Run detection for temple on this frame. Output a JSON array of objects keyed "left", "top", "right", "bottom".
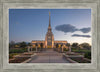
[{"left": 31, "top": 12, "right": 67, "bottom": 48}]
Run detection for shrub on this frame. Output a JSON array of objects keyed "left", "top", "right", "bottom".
[
  {"left": 9, "top": 49, "right": 24, "bottom": 53},
  {"left": 84, "top": 51, "right": 91, "bottom": 59},
  {"left": 9, "top": 54, "right": 13, "bottom": 59},
  {"left": 9, "top": 57, "right": 30, "bottom": 63},
  {"left": 22, "top": 48, "right": 27, "bottom": 52},
  {"left": 32, "top": 48, "right": 36, "bottom": 51},
  {"left": 72, "top": 49, "right": 90, "bottom": 53},
  {"left": 9, "top": 53, "right": 18, "bottom": 59},
  {"left": 64, "top": 48, "right": 69, "bottom": 51}
]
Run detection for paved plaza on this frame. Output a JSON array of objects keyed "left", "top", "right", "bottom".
[{"left": 28, "top": 49, "right": 70, "bottom": 63}]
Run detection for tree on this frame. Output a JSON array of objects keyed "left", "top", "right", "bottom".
[
  {"left": 10, "top": 41, "right": 15, "bottom": 45},
  {"left": 66, "top": 43, "right": 70, "bottom": 51},
  {"left": 40, "top": 43, "right": 43, "bottom": 48},
  {"left": 72, "top": 43, "right": 78, "bottom": 48},
  {"left": 79, "top": 43, "right": 91, "bottom": 50},
  {"left": 35, "top": 43, "right": 38, "bottom": 47},
  {"left": 28, "top": 43, "right": 32, "bottom": 46},
  {"left": 56, "top": 43, "right": 59, "bottom": 48},
  {"left": 20, "top": 42, "right": 27, "bottom": 48},
  {"left": 61, "top": 44, "right": 63, "bottom": 48},
  {"left": 10, "top": 41, "right": 15, "bottom": 48},
  {"left": 66, "top": 43, "right": 70, "bottom": 47},
  {"left": 40, "top": 43, "right": 43, "bottom": 51}
]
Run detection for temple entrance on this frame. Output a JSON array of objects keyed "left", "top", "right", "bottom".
[{"left": 47, "top": 45, "right": 52, "bottom": 48}]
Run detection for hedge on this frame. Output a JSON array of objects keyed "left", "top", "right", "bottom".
[
  {"left": 84, "top": 51, "right": 91, "bottom": 59},
  {"left": 9, "top": 49, "right": 24, "bottom": 53}
]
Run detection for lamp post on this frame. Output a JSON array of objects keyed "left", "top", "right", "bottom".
[
  {"left": 27, "top": 46, "right": 30, "bottom": 52},
  {"left": 61, "top": 44, "right": 63, "bottom": 53},
  {"left": 35, "top": 43, "right": 38, "bottom": 52},
  {"left": 31, "top": 46, "right": 33, "bottom": 52},
  {"left": 36, "top": 46, "right": 37, "bottom": 52},
  {"left": 69, "top": 43, "right": 72, "bottom": 53}
]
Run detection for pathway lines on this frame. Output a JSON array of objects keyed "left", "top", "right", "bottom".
[{"left": 28, "top": 49, "right": 70, "bottom": 63}]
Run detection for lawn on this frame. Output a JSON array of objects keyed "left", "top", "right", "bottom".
[{"left": 72, "top": 49, "right": 91, "bottom": 59}]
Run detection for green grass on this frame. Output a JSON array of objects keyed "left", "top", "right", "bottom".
[
  {"left": 84, "top": 51, "right": 91, "bottom": 59},
  {"left": 71, "top": 48, "right": 91, "bottom": 59},
  {"left": 72, "top": 49, "right": 91, "bottom": 53},
  {"left": 9, "top": 49, "right": 24, "bottom": 53}
]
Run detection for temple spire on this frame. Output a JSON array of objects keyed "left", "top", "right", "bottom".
[{"left": 49, "top": 11, "right": 51, "bottom": 27}]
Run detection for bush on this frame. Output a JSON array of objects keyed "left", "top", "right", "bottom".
[
  {"left": 9, "top": 49, "right": 24, "bottom": 53},
  {"left": 32, "top": 48, "right": 36, "bottom": 51},
  {"left": 64, "top": 48, "right": 69, "bottom": 51},
  {"left": 9, "top": 54, "right": 13, "bottom": 59},
  {"left": 22, "top": 48, "right": 27, "bottom": 52},
  {"left": 9, "top": 53, "right": 19, "bottom": 59},
  {"left": 9, "top": 57, "right": 30, "bottom": 63},
  {"left": 84, "top": 51, "right": 91, "bottom": 59},
  {"left": 72, "top": 49, "right": 90, "bottom": 53}
]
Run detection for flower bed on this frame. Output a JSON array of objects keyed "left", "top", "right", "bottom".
[
  {"left": 9, "top": 52, "right": 36, "bottom": 63},
  {"left": 9, "top": 53, "right": 20, "bottom": 59},
  {"left": 9, "top": 57, "right": 30, "bottom": 63},
  {"left": 70, "top": 57, "right": 91, "bottom": 63},
  {"left": 63, "top": 53, "right": 90, "bottom": 63}
]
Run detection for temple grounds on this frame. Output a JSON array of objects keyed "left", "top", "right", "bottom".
[
  {"left": 9, "top": 47, "right": 91, "bottom": 63},
  {"left": 27, "top": 49, "right": 70, "bottom": 63}
]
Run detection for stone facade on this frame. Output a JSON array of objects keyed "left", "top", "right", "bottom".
[{"left": 31, "top": 12, "right": 67, "bottom": 48}]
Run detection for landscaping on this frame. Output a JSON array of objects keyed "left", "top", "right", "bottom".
[
  {"left": 72, "top": 49, "right": 91, "bottom": 59},
  {"left": 9, "top": 57, "right": 30, "bottom": 63},
  {"left": 70, "top": 57, "right": 91, "bottom": 63},
  {"left": 9, "top": 41, "right": 91, "bottom": 63},
  {"left": 63, "top": 52, "right": 91, "bottom": 63}
]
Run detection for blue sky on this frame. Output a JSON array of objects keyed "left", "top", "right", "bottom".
[{"left": 9, "top": 9, "right": 91, "bottom": 44}]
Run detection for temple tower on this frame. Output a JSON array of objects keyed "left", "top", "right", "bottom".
[{"left": 45, "top": 11, "right": 54, "bottom": 48}]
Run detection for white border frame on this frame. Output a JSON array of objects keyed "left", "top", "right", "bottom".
[{"left": 3, "top": 3, "right": 97, "bottom": 69}]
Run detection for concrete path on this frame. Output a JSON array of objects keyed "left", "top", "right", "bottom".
[{"left": 28, "top": 49, "right": 70, "bottom": 63}]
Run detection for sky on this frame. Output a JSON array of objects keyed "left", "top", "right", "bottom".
[{"left": 9, "top": 9, "right": 91, "bottom": 44}]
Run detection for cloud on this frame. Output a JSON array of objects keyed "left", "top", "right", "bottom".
[
  {"left": 72, "top": 34, "right": 91, "bottom": 38},
  {"left": 55, "top": 24, "right": 91, "bottom": 33},
  {"left": 55, "top": 24, "right": 78, "bottom": 33},
  {"left": 79, "top": 27, "right": 91, "bottom": 33}
]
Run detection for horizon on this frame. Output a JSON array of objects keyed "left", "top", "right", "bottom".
[{"left": 9, "top": 9, "right": 91, "bottom": 45}]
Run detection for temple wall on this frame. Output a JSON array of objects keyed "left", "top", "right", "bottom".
[{"left": 31, "top": 40, "right": 68, "bottom": 48}]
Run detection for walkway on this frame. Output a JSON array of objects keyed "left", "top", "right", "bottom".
[{"left": 28, "top": 49, "right": 70, "bottom": 63}]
